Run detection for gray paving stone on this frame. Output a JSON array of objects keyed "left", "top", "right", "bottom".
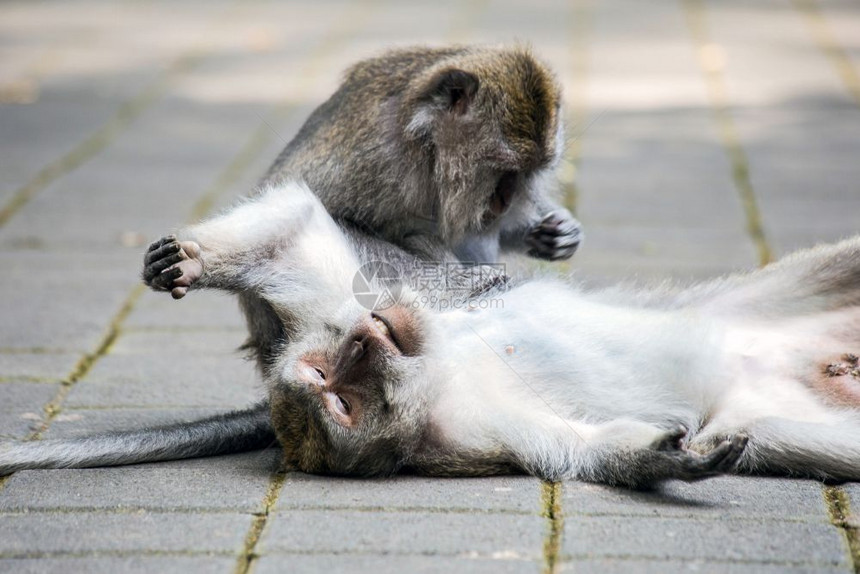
[
  {"left": 558, "top": 558, "right": 850, "bottom": 573},
  {"left": 0, "top": 416, "right": 41, "bottom": 439},
  {"left": 0, "top": 249, "right": 138, "bottom": 352},
  {"left": 839, "top": 483, "right": 860, "bottom": 528},
  {"left": 0, "top": 57, "right": 316, "bottom": 240},
  {"left": 259, "top": 510, "right": 545, "bottom": 558},
  {"left": 125, "top": 290, "right": 245, "bottom": 330},
  {"left": 0, "top": 382, "right": 60, "bottom": 438},
  {"left": 0, "top": 511, "right": 250, "bottom": 555},
  {"left": 0, "top": 382, "right": 59, "bottom": 411},
  {"left": 561, "top": 515, "right": 848, "bottom": 566},
  {"left": 0, "top": 450, "right": 278, "bottom": 512},
  {"left": 0, "top": 98, "right": 127, "bottom": 206},
  {"left": 821, "top": 0, "right": 860, "bottom": 74},
  {"left": 275, "top": 473, "right": 543, "bottom": 514},
  {"left": 256, "top": 554, "right": 542, "bottom": 574},
  {"left": 0, "top": 556, "right": 237, "bottom": 574},
  {"left": 66, "top": 353, "right": 260, "bottom": 408},
  {"left": 109, "top": 328, "right": 246, "bottom": 357},
  {"left": 0, "top": 352, "right": 78, "bottom": 382},
  {"left": 0, "top": 99, "right": 286, "bottom": 252},
  {"left": 562, "top": 476, "right": 830, "bottom": 521},
  {"left": 576, "top": 112, "right": 745, "bottom": 229},
  {"left": 0, "top": 0, "right": 241, "bottom": 211},
  {"left": 575, "top": 3, "right": 750, "bottom": 258},
  {"left": 573, "top": 223, "right": 757, "bottom": 282},
  {"left": 705, "top": 3, "right": 860, "bottom": 258}
]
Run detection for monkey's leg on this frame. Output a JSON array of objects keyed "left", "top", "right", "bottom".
[
  {"left": 143, "top": 181, "right": 362, "bottom": 372},
  {"left": 0, "top": 402, "right": 274, "bottom": 475},
  {"left": 142, "top": 185, "right": 314, "bottom": 297},
  {"left": 143, "top": 182, "right": 356, "bottom": 302},
  {"left": 695, "top": 416, "right": 860, "bottom": 482},
  {"left": 678, "top": 235, "right": 860, "bottom": 318}
]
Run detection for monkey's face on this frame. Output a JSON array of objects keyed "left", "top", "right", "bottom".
[
  {"left": 270, "top": 303, "right": 435, "bottom": 477},
  {"left": 405, "top": 48, "right": 563, "bottom": 243}
]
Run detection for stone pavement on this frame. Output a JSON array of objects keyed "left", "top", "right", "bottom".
[{"left": 0, "top": 0, "right": 859, "bottom": 572}]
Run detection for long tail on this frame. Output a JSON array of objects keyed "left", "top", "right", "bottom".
[{"left": 0, "top": 401, "right": 275, "bottom": 475}]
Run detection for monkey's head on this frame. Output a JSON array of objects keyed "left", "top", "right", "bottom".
[
  {"left": 402, "top": 46, "right": 564, "bottom": 242},
  {"left": 269, "top": 302, "right": 437, "bottom": 476}
]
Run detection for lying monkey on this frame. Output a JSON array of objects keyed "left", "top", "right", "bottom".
[{"left": 2, "top": 182, "right": 859, "bottom": 488}]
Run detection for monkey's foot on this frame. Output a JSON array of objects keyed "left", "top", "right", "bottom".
[
  {"left": 652, "top": 425, "right": 748, "bottom": 481},
  {"left": 142, "top": 235, "right": 203, "bottom": 300},
  {"left": 525, "top": 210, "right": 582, "bottom": 261}
]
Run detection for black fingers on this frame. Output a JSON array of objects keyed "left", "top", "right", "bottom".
[
  {"left": 525, "top": 211, "right": 583, "bottom": 261},
  {"left": 144, "top": 239, "right": 180, "bottom": 265},
  {"left": 143, "top": 235, "right": 186, "bottom": 289},
  {"left": 146, "top": 234, "right": 175, "bottom": 250},
  {"left": 145, "top": 250, "right": 184, "bottom": 279},
  {"left": 150, "top": 266, "right": 183, "bottom": 291}
]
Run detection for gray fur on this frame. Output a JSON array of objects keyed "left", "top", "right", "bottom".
[
  {"left": 264, "top": 45, "right": 581, "bottom": 263},
  {"left": 0, "top": 403, "right": 272, "bottom": 474}
]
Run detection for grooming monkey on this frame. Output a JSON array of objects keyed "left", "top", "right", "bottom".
[
  {"left": 3, "top": 182, "right": 860, "bottom": 488},
  {"left": 267, "top": 45, "right": 582, "bottom": 264}
]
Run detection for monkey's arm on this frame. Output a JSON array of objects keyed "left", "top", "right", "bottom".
[
  {"left": 497, "top": 193, "right": 582, "bottom": 262},
  {"left": 505, "top": 418, "right": 747, "bottom": 488},
  {"left": 143, "top": 182, "right": 358, "bottom": 306}
]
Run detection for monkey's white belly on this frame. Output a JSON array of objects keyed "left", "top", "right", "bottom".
[
  {"left": 445, "top": 281, "right": 860, "bottom": 431},
  {"left": 441, "top": 281, "right": 727, "bottom": 424},
  {"left": 717, "top": 310, "right": 860, "bottom": 425}
]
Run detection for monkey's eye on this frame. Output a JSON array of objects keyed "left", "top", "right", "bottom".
[
  {"left": 324, "top": 391, "right": 352, "bottom": 422},
  {"left": 297, "top": 360, "right": 326, "bottom": 387}
]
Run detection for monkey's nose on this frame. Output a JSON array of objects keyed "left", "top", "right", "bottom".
[{"left": 348, "top": 337, "right": 367, "bottom": 362}]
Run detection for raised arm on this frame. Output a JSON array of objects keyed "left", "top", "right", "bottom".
[{"left": 142, "top": 181, "right": 360, "bottom": 324}]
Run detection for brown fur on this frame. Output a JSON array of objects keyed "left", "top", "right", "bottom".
[{"left": 266, "top": 45, "right": 569, "bottom": 256}]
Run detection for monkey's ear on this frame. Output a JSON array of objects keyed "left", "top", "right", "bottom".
[{"left": 420, "top": 69, "right": 479, "bottom": 115}]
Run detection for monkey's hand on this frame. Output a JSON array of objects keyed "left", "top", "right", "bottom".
[
  {"left": 142, "top": 235, "right": 204, "bottom": 300},
  {"left": 525, "top": 210, "right": 582, "bottom": 261},
  {"left": 648, "top": 425, "right": 748, "bottom": 483}
]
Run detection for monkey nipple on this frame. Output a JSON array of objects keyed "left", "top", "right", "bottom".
[{"left": 825, "top": 355, "right": 860, "bottom": 379}]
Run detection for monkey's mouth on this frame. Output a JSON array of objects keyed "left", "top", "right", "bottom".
[
  {"left": 487, "top": 172, "right": 517, "bottom": 220},
  {"left": 371, "top": 312, "right": 402, "bottom": 354}
]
